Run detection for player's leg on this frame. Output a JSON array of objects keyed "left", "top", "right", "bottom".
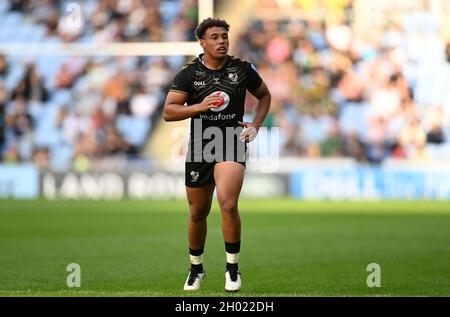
[
  {"left": 214, "top": 161, "right": 245, "bottom": 292},
  {"left": 183, "top": 182, "right": 215, "bottom": 290},
  {"left": 186, "top": 182, "right": 215, "bottom": 253}
]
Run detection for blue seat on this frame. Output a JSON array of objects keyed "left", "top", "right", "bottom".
[
  {"left": 116, "top": 115, "right": 151, "bottom": 147},
  {"left": 50, "top": 144, "right": 73, "bottom": 171},
  {"left": 51, "top": 90, "right": 73, "bottom": 107}
]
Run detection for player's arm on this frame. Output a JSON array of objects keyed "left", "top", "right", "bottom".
[
  {"left": 238, "top": 81, "right": 271, "bottom": 142},
  {"left": 248, "top": 81, "right": 271, "bottom": 130},
  {"left": 163, "top": 91, "right": 222, "bottom": 122}
]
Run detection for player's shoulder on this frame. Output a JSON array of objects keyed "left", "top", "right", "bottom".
[
  {"left": 228, "top": 55, "right": 256, "bottom": 71},
  {"left": 229, "top": 55, "right": 249, "bottom": 65},
  {"left": 179, "top": 58, "right": 199, "bottom": 72}
]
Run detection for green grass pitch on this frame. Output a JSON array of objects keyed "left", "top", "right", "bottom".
[{"left": 0, "top": 199, "right": 449, "bottom": 297}]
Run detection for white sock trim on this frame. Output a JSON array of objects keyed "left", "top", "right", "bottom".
[
  {"left": 226, "top": 252, "right": 239, "bottom": 264},
  {"left": 190, "top": 254, "right": 203, "bottom": 265}
]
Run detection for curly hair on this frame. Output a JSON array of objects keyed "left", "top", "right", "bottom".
[{"left": 195, "top": 18, "right": 230, "bottom": 40}]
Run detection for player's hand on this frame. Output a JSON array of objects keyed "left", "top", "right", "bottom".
[
  {"left": 198, "top": 94, "right": 224, "bottom": 112},
  {"left": 238, "top": 121, "right": 258, "bottom": 143}
]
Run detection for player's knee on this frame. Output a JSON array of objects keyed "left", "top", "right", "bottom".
[
  {"left": 190, "top": 209, "right": 209, "bottom": 223},
  {"left": 219, "top": 200, "right": 238, "bottom": 215}
]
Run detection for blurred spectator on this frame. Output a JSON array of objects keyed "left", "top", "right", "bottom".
[
  {"left": 142, "top": 58, "right": 173, "bottom": 93},
  {"left": 325, "top": 18, "right": 352, "bottom": 52},
  {"left": 9, "top": 0, "right": 28, "bottom": 12},
  {"left": 32, "top": 147, "right": 50, "bottom": 169},
  {"left": 4, "top": 96, "right": 34, "bottom": 162},
  {"left": 74, "top": 132, "right": 98, "bottom": 160},
  {"left": 366, "top": 116, "right": 389, "bottom": 163},
  {"left": 44, "top": 6, "right": 60, "bottom": 37},
  {"left": 11, "top": 64, "right": 49, "bottom": 103},
  {"left": 343, "top": 132, "right": 366, "bottom": 162},
  {"left": 6, "top": 96, "right": 33, "bottom": 139},
  {"left": 61, "top": 57, "right": 88, "bottom": 85},
  {"left": 0, "top": 82, "right": 6, "bottom": 151},
  {"left": 3, "top": 142, "right": 21, "bottom": 163},
  {"left": 390, "top": 141, "right": 408, "bottom": 159},
  {"left": 130, "top": 84, "right": 159, "bottom": 118},
  {"left": 103, "top": 72, "right": 131, "bottom": 115},
  {"left": 424, "top": 106, "right": 445, "bottom": 144},
  {"left": 0, "top": 55, "right": 8, "bottom": 78},
  {"left": 320, "top": 119, "right": 344, "bottom": 157},
  {"left": 399, "top": 115, "right": 427, "bottom": 158},
  {"left": 104, "top": 125, "right": 132, "bottom": 155},
  {"left": 62, "top": 110, "right": 90, "bottom": 146},
  {"left": 446, "top": 42, "right": 450, "bottom": 62},
  {"left": 369, "top": 73, "right": 402, "bottom": 120}
]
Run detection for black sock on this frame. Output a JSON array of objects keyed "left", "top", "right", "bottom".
[
  {"left": 225, "top": 241, "right": 240, "bottom": 254},
  {"left": 226, "top": 262, "right": 238, "bottom": 272},
  {"left": 191, "top": 263, "right": 204, "bottom": 273}
]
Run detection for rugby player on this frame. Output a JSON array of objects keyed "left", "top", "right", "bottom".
[{"left": 163, "top": 18, "right": 271, "bottom": 292}]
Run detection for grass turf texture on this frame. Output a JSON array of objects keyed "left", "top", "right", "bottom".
[{"left": 0, "top": 199, "right": 449, "bottom": 297}]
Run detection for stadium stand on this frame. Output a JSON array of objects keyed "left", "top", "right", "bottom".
[
  {"left": 234, "top": 0, "right": 450, "bottom": 162},
  {"left": 1, "top": 0, "right": 450, "bottom": 172},
  {"left": 0, "top": 0, "right": 198, "bottom": 171}
]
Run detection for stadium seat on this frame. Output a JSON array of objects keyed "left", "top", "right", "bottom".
[{"left": 116, "top": 115, "right": 151, "bottom": 147}]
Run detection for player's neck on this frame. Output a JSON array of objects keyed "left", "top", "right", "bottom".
[{"left": 201, "top": 54, "right": 227, "bottom": 70}]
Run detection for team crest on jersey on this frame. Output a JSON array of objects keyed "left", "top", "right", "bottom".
[
  {"left": 228, "top": 73, "right": 238, "bottom": 84},
  {"left": 210, "top": 91, "right": 230, "bottom": 112},
  {"left": 190, "top": 171, "right": 199, "bottom": 182}
]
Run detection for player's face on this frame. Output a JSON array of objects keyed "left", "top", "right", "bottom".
[{"left": 200, "top": 27, "right": 229, "bottom": 59}]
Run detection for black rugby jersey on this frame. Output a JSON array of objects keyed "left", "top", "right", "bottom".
[{"left": 170, "top": 54, "right": 262, "bottom": 141}]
